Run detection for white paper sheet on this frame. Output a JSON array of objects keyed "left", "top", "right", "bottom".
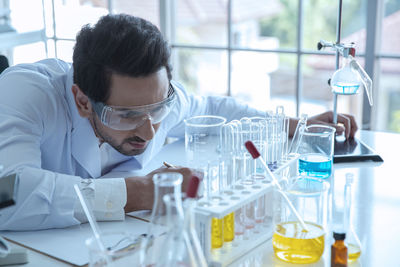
[{"left": 0, "top": 217, "right": 155, "bottom": 266}]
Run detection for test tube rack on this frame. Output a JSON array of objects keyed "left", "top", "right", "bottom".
[{"left": 194, "top": 153, "right": 299, "bottom": 267}]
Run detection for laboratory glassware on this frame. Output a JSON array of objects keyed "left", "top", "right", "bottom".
[
  {"left": 297, "top": 124, "right": 336, "bottom": 178},
  {"left": 140, "top": 172, "right": 183, "bottom": 266},
  {"left": 185, "top": 115, "right": 226, "bottom": 203},
  {"left": 86, "top": 232, "right": 140, "bottom": 267},
  {"left": 344, "top": 173, "right": 362, "bottom": 262},
  {"left": 272, "top": 176, "right": 330, "bottom": 264},
  {"left": 158, "top": 176, "right": 207, "bottom": 267},
  {"left": 220, "top": 124, "right": 236, "bottom": 243},
  {"left": 184, "top": 115, "right": 226, "bottom": 249},
  {"left": 183, "top": 176, "right": 208, "bottom": 266},
  {"left": 330, "top": 53, "right": 373, "bottom": 106},
  {"left": 331, "top": 232, "right": 348, "bottom": 267},
  {"left": 289, "top": 114, "right": 308, "bottom": 154}
]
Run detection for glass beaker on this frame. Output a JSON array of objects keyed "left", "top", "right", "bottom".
[
  {"left": 185, "top": 115, "right": 227, "bottom": 249},
  {"left": 297, "top": 124, "right": 336, "bottom": 178},
  {"left": 86, "top": 232, "right": 141, "bottom": 267},
  {"left": 272, "top": 176, "right": 330, "bottom": 264},
  {"left": 185, "top": 115, "right": 226, "bottom": 200}
]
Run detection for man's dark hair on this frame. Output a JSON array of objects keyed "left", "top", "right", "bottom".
[{"left": 73, "top": 14, "right": 172, "bottom": 103}]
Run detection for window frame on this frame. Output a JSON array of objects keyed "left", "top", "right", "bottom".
[{"left": 44, "top": 0, "right": 400, "bottom": 131}]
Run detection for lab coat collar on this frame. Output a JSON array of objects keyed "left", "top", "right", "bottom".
[{"left": 65, "top": 68, "right": 101, "bottom": 178}]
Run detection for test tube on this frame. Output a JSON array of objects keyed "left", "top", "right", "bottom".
[
  {"left": 250, "top": 118, "right": 267, "bottom": 180},
  {"left": 266, "top": 116, "right": 277, "bottom": 170},
  {"left": 220, "top": 123, "right": 235, "bottom": 242},
  {"left": 240, "top": 117, "right": 254, "bottom": 185},
  {"left": 283, "top": 116, "right": 290, "bottom": 160},
  {"left": 289, "top": 114, "right": 308, "bottom": 154},
  {"left": 230, "top": 120, "right": 245, "bottom": 183},
  {"left": 230, "top": 120, "right": 246, "bottom": 240},
  {"left": 275, "top": 106, "right": 286, "bottom": 163}
]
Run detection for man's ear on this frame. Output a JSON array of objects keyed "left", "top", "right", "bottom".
[{"left": 71, "top": 84, "right": 92, "bottom": 118}]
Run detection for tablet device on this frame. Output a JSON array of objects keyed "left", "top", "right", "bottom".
[{"left": 333, "top": 136, "right": 383, "bottom": 163}]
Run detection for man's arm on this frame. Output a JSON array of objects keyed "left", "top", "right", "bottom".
[
  {"left": 0, "top": 63, "right": 87, "bottom": 230},
  {"left": 167, "top": 82, "right": 358, "bottom": 139}
]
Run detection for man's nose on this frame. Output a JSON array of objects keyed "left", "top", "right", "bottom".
[{"left": 133, "top": 117, "right": 155, "bottom": 141}]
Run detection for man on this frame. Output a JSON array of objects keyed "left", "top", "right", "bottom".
[{"left": 0, "top": 14, "right": 357, "bottom": 230}]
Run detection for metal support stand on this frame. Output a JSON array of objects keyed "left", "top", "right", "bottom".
[{"left": 333, "top": 0, "right": 343, "bottom": 124}]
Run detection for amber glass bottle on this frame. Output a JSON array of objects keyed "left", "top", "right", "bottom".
[{"left": 331, "top": 232, "right": 348, "bottom": 267}]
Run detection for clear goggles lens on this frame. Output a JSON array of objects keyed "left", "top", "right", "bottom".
[{"left": 91, "top": 84, "right": 176, "bottom": 131}]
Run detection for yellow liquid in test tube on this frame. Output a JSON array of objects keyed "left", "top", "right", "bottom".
[
  {"left": 211, "top": 218, "right": 223, "bottom": 248},
  {"left": 272, "top": 221, "right": 325, "bottom": 264},
  {"left": 348, "top": 243, "right": 361, "bottom": 262},
  {"left": 223, "top": 212, "right": 234, "bottom": 242}
]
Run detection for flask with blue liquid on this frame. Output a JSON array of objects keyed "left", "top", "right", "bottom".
[{"left": 330, "top": 49, "right": 373, "bottom": 106}]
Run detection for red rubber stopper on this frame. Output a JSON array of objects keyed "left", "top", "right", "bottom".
[
  {"left": 350, "top": 47, "right": 356, "bottom": 57},
  {"left": 187, "top": 176, "right": 200, "bottom": 198},
  {"left": 245, "top": 141, "right": 260, "bottom": 159}
]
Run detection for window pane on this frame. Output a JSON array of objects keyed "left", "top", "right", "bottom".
[
  {"left": 375, "top": 58, "right": 400, "bottom": 133},
  {"left": 56, "top": 40, "right": 74, "bottom": 63},
  {"left": 380, "top": 2, "right": 400, "bottom": 54},
  {"left": 270, "top": 54, "right": 297, "bottom": 116},
  {"left": 235, "top": 0, "right": 298, "bottom": 49},
  {"left": 231, "top": 52, "right": 296, "bottom": 116},
  {"left": 12, "top": 42, "right": 47, "bottom": 64},
  {"left": 301, "top": 55, "right": 334, "bottom": 116},
  {"left": 9, "top": 0, "right": 44, "bottom": 32},
  {"left": 53, "top": 0, "right": 108, "bottom": 39},
  {"left": 174, "top": 0, "right": 228, "bottom": 46},
  {"left": 303, "top": 0, "right": 367, "bottom": 54},
  {"left": 112, "top": 0, "right": 159, "bottom": 28},
  {"left": 47, "top": 39, "right": 56, "bottom": 58},
  {"left": 172, "top": 48, "right": 228, "bottom": 96},
  {"left": 43, "top": 0, "right": 54, "bottom": 37},
  {"left": 301, "top": 54, "right": 364, "bottom": 124}
]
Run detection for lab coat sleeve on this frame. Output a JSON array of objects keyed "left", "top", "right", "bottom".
[
  {"left": 0, "top": 65, "right": 82, "bottom": 230},
  {"left": 73, "top": 178, "right": 127, "bottom": 223},
  {"left": 166, "top": 81, "right": 266, "bottom": 138}
]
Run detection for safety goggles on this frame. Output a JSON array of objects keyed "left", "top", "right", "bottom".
[{"left": 90, "top": 83, "right": 176, "bottom": 131}]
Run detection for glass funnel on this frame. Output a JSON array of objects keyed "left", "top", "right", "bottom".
[{"left": 331, "top": 55, "right": 373, "bottom": 106}]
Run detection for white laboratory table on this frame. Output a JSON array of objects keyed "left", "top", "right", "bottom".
[{"left": 3, "top": 130, "right": 400, "bottom": 267}]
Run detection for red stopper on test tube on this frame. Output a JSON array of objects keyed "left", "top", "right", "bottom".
[
  {"left": 245, "top": 141, "right": 260, "bottom": 159},
  {"left": 186, "top": 176, "right": 200, "bottom": 198}
]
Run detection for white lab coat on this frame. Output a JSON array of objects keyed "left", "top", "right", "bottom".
[{"left": 0, "top": 59, "right": 265, "bottom": 230}]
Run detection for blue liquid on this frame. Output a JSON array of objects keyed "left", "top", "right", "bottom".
[
  {"left": 332, "top": 82, "right": 360, "bottom": 94},
  {"left": 299, "top": 154, "right": 332, "bottom": 178}
]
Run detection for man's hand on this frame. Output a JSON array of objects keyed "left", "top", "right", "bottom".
[
  {"left": 307, "top": 111, "right": 358, "bottom": 139},
  {"left": 123, "top": 166, "right": 194, "bottom": 213}
]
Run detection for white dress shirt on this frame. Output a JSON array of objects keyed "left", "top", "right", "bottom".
[{"left": 0, "top": 59, "right": 265, "bottom": 230}]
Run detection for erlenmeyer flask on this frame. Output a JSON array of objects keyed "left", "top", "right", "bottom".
[
  {"left": 344, "top": 173, "right": 362, "bottom": 262},
  {"left": 140, "top": 172, "right": 183, "bottom": 266},
  {"left": 159, "top": 176, "right": 207, "bottom": 267}
]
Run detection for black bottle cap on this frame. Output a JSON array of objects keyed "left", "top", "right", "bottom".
[{"left": 333, "top": 232, "right": 346, "bottom": 240}]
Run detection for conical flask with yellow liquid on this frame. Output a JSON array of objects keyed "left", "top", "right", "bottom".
[{"left": 344, "top": 173, "right": 362, "bottom": 262}]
